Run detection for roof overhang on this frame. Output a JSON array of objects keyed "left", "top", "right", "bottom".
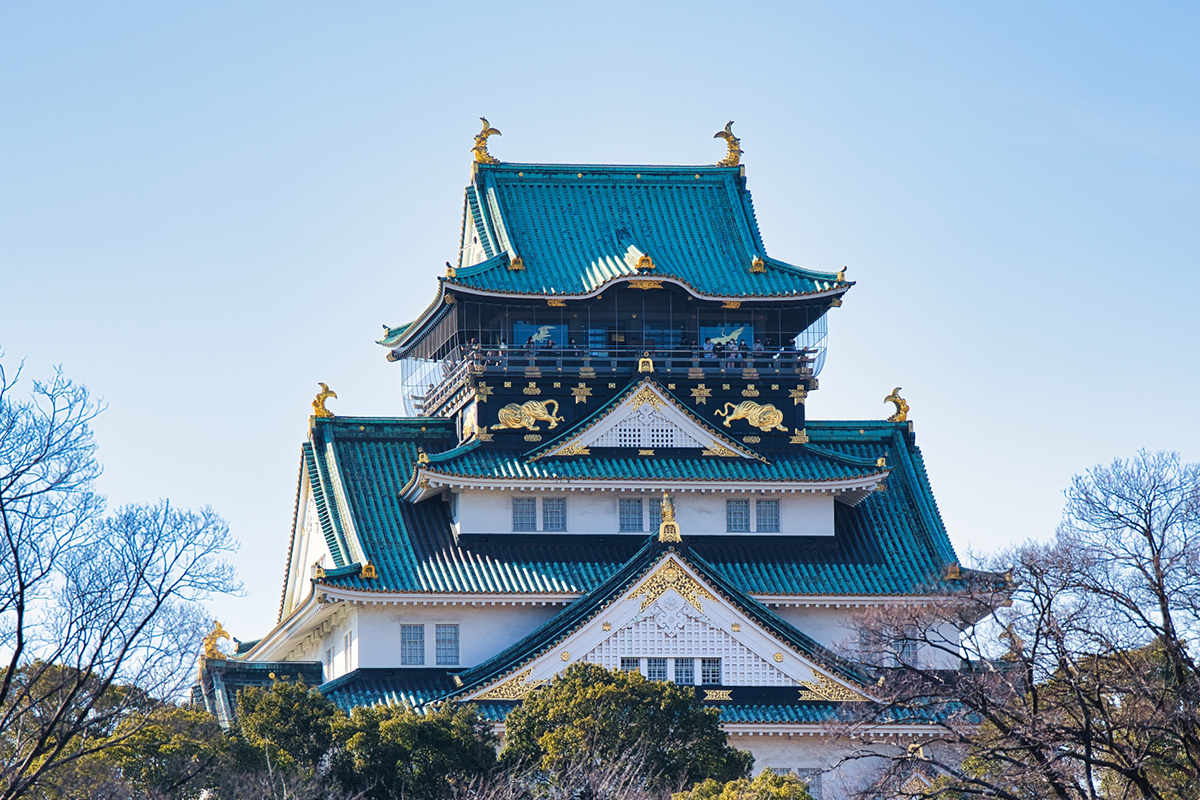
[
  {"left": 402, "top": 469, "right": 888, "bottom": 506},
  {"left": 442, "top": 274, "right": 851, "bottom": 305}
]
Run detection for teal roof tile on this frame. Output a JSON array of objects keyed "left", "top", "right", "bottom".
[{"left": 446, "top": 164, "right": 850, "bottom": 300}]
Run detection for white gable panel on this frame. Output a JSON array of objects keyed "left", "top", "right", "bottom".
[
  {"left": 466, "top": 554, "right": 868, "bottom": 702},
  {"left": 545, "top": 382, "right": 759, "bottom": 459}
]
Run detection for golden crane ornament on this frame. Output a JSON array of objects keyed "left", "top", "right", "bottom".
[
  {"left": 714, "top": 121, "right": 743, "bottom": 167},
  {"left": 312, "top": 383, "right": 338, "bottom": 418},
  {"left": 883, "top": 387, "right": 909, "bottom": 423},
  {"left": 472, "top": 117, "right": 502, "bottom": 164}
]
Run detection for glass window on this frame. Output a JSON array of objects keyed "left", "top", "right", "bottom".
[
  {"left": 649, "top": 497, "right": 662, "bottom": 531},
  {"left": 701, "top": 658, "right": 722, "bottom": 685},
  {"left": 756, "top": 499, "right": 780, "bottom": 532},
  {"left": 726, "top": 500, "right": 750, "bottom": 532},
  {"left": 646, "top": 658, "right": 668, "bottom": 681},
  {"left": 543, "top": 498, "right": 567, "bottom": 531},
  {"left": 512, "top": 498, "right": 537, "bottom": 531},
  {"left": 436, "top": 624, "right": 459, "bottom": 666},
  {"left": 620, "top": 657, "right": 640, "bottom": 673},
  {"left": 401, "top": 624, "right": 425, "bottom": 665},
  {"left": 619, "top": 499, "right": 644, "bottom": 532},
  {"left": 673, "top": 658, "right": 694, "bottom": 685}
]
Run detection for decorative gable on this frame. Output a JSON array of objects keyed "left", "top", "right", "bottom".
[
  {"left": 463, "top": 553, "right": 869, "bottom": 703},
  {"left": 538, "top": 381, "right": 761, "bottom": 460}
]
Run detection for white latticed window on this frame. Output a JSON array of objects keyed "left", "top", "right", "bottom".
[
  {"left": 543, "top": 498, "right": 567, "bottom": 531},
  {"left": 726, "top": 500, "right": 750, "bottom": 532},
  {"left": 648, "top": 427, "right": 675, "bottom": 447},
  {"left": 512, "top": 498, "right": 536, "bottom": 531},
  {"left": 616, "top": 427, "right": 640, "bottom": 447},
  {"left": 756, "top": 499, "right": 780, "bottom": 532},
  {"left": 619, "top": 499, "right": 643, "bottom": 532},
  {"left": 701, "top": 658, "right": 722, "bottom": 684},
  {"left": 401, "top": 624, "right": 424, "bottom": 665},
  {"left": 436, "top": 624, "right": 459, "bottom": 665},
  {"left": 674, "top": 658, "right": 694, "bottom": 685},
  {"left": 620, "top": 657, "right": 639, "bottom": 672},
  {"left": 646, "top": 658, "right": 667, "bottom": 681},
  {"left": 649, "top": 498, "right": 662, "bottom": 530}
]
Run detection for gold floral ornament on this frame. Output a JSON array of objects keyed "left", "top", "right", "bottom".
[
  {"left": 496, "top": 400, "right": 564, "bottom": 431},
  {"left": 714, "top": 401, "right": 787, "bottom": 433},
  {"left": 638, "top": 352, "right": 655, "bottom": 373},
  {"left": 714, "top": 121, "right": 743, "bottom": 167},
  {"left": 636, "top": 254, "right": 655, "bottom": 271},
  {"left": 476, "top": 668, "right": 546, "bottom": 701},
  {"left": 884, "top": 387, "right": 909, "bottom": 422},
  {"left": 796, "top": 673, "right": 866, "bottom": 702},
  {"left": 471, "top": 117, "right": 501, "bottom": 164},
  {"left": 312, "top": 383, "right": 337, "bottom": 418},
  {"left": 628, "top": 561, "right": 713, "bottom": 612},
  {"left": 658, "top": 492, "right": 681, "bottom": 543}
]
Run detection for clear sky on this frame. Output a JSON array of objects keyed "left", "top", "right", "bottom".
[{"left": 2, "top": 2, "right": 1197, "bottom": 641}]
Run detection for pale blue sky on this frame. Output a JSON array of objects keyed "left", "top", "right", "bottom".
[{"left": 2, "top": 2, "right": 1197, "bottom": 639}]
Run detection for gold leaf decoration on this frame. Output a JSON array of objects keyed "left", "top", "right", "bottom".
[{"left": 628, "top": 561, "right": 714, "bottom": 613}]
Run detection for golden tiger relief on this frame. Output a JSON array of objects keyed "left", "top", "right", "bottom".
[
  {"left": 496, "top": 399, "right": 565, "bottom": 431},
  {"left": 714, "top": 401, "right": 787, "bottom": 433}
]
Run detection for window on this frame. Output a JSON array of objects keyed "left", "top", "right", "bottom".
[
  {"left": 401, "top": 624, "right": 425, "bottom": 665},
  {"left": 325, "top": 648, "right": 333, "bottom": 676},
  {"left": 768, "top": 768, "right": 792, "bottom": 776},
  {"left": 701, "top": 658, "right": 722, "bottom": 685},
  {"left": 896, "top": 625, "right": 920, "bottom": 666},
  {"left": 512, "top": 498, "right": 537, "bottom": 531},
  {"left": 436, "top": 624, "right": 459, "bottom": 665},
  {"left": 756, "top": 499, "right": 780, "bottom": 532},
  {"left": 673, "top": 658, "right": 694, "bottom": 685},
  {"left": 726, "top": 500, "right": 750, "bottom": 532},
  {"left": 649, "top": 497, "right": 662, "bottom": 531},
  {"left": 343, "top": 632, "right": 353, "bottom": 672},
  {"left": 543, "top": 498, "right": 567, "bottom": 531},
  {"left": 616, "top": 427, "right": 640, "bottom": 447},
  {"left": 646, "top": 658, "right": 668, "bottom": 681},
  {"left": 619, "top": 499, "right": 644, "bottom": 532},
  {"left": 620, "top": 657, "right": 640, "bottom": 673}
]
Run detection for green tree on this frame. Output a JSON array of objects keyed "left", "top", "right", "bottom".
[
  {"left": 502, "top": 663, "right": 752, "bottom": 789},
  {"left": 235, "top": 679, "right": 340, "bottom": 775},
  {"left": 331, "top": 702, "right": 497, "bottom": 800},
  {"left": 673, "top": 770, "right": 815, "bottom": 800}
]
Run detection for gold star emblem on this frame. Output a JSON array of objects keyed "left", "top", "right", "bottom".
[
  {"left": 475, "top": 382, "right": 493, "bottom": 402},
  {"left": 691, "top": 384, "right": 711, "bottom": 405},
  {"left": 476, "top": 425, "right": 493, "bottom": 442},
  {"left": 571, "top": 383, "right": 592, "bottom": 404},
  {"left": 789, "top": 385, "right": 808, "bottom": 406}
]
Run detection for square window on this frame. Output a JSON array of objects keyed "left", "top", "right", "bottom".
[
  {"left": 646, "top": 658, "right": 667, "bottom": 681},
  {"left": 401, "top": 624, "right": 425, "bottom": 665},
  {"left": 512, "top": 498, "right": 537, "bottom": 531},
  {"left": 673, "top": 658, "right": 694, "bottom": 685},
  {"left": 701, "top": 658, "right": 722, "bottom": 685},
  {"left": 543, "top": 498, "right": 567, "bottom": 531},
  {"left": 756, "top": 499, "right": 780, "bottom": 532},
  {"left": 726, "top": 500, "right": 750, "bottom": 532},
  {"left": 620, "top": 657, "right": 640, "bottom": 673},
  {"left": 619, "top": 499, "right": 644, "bottom": 532},
  {"left": 649, "top": 497, "right": 662, "bottom": 531},
  {"left": 436, "top": 624, "right": 459, "bottom": 666}
]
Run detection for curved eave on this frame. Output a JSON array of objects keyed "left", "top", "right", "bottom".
[
  {"left": 376, "top": 282, "right": 448, "bottom": 354},
  {"left": 402, "top": 468, "right": 888, "bottom": 504},
  {"left": 442, "top": 274, "right": 853, "bottom": 303}
]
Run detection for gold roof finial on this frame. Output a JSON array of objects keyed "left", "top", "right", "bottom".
[
  {"left": 837, "top": 266, "right": 846, "bottom": 282},
  {"left": 472, "top": 117, "right": 502, "bottom": 164},
  {"left": 202, "top": 620, "right": 230, "bottom": 661},
  {"left": 883, "top": 387, "right": 909, "bottom": 423},
  {"left": 312, "top": 383, "right": 337, "bottom": 418},
  {"left": 714, "top": 121, "right": 743, "bottom": 167},
  {"left": 658, "top": 491, "right": 681, "bottom": 542}
]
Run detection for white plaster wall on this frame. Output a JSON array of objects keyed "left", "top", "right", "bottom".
[
  {"left": 770, "top": 607, "right": 963, "bottom": 669},
  {"left": 729, "top": 734, "right": 898, "bottom": 800},
  {"left": 354, "top": 604, "right": 561, "bottom": 669},
  {"left": 455, "top": 489, "right": 834, "bottom": 537}
]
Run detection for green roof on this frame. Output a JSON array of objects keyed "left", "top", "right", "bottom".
[
  {"left": 300, "top": 417, "right": 959, "bottom": 599},
  {"left": 447, "top": 163, "right": 850, "bottom": 300}
]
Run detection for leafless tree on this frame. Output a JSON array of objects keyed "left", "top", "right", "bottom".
[
  {"left": 0, "top": 357, "right": 240, "bottom": 800},
  {"left": 832, "top": 451, "right": 1200, "bottom": 800}
]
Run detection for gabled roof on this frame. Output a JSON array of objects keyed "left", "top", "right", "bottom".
[
  {"left": 447, "top": 163, "right": 850, "bottom": 301},
  {"left": 289, "top": 417, "right": 957, "bottom": 599},
  {"left": 449, "top": 545, "right": 874, "bottom": 702}
]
